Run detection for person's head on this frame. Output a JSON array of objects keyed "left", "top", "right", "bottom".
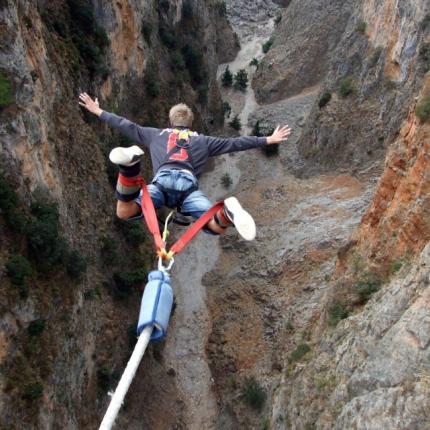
[{"left": 169, "top": 103, "right": 194, "bottom": 128}]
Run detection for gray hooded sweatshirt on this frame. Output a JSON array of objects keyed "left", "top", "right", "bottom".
[{"left": 100, "top": 111, "right": 267, "bottom": 178}]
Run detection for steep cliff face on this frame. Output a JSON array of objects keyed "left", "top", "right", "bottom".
[
  {"left": 0, "top": 0, "right": 236, "bottom": 428},
  {"left": 343, "top": 76, "right": 430, "bottom": 271},
  {"left": 202, "top": 1, "right": 430, "bottom": 429}
]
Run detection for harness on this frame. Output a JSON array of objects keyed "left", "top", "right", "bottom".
[{"left": 153, "top": 128, "right": 198, "bottom": 211}]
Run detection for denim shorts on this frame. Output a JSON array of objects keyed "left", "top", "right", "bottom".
[{"left": 134, "top": 169, "right": 213, "bottom": 220}]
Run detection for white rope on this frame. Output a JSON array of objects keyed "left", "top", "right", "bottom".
[{"left": 99, "top": 325, "right": 153, "bottom": 430}]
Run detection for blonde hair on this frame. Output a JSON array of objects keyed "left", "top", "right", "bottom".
[{"left": 169, "top": 103, "right": 194, "bottom": 128}]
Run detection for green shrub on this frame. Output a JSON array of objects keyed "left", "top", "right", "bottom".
[
  {"left": 390, "top": 260, "right": 403, "bottom": 273},
  {"left": 101, "top": 236, "right": 119, "bottom": 265},
  {"left": 26, "top": 203, "right": 68, "bottom": 272},
  {"left": 170, "top": 50, "right": 186, "bottom": 71},
  {"left": 216, "top": 1, "right": 227, "bottom": 16},
  {"left": 289, "top": 343, "right": 311, "bottom": 362},
  {"left": 221, "top": 101, "right": 231, "bottom": 117},
  {"left": 229, "top": 114, "right": 241, "bottom": 131},
  {"left": 97, "top": 366, "right": 112, "bottom": 391},
  {"left": 0, "top": 71, "right": 14, "bottom": 108},
  {"left": 319, "top": 91, "right": 332, "bottom": 108},
  {"left": 275, "top": 14, "right": 282, "bottom": 25},
  {"left": 420, "top": 14, "right": 430, "bottom": 31},
  {"left": 145, "top": 62, "right": 160, "bottom": 98},
  {"left": 27, "top": 319, "right": 46, "bottom": 336},
  {"left": 234, "top": 69, "right": 248, "bottom": 91},
  {"left": 221, "top": 66, "right": 233, "bottom": 87},
  {"left": 356, "top": 20, "right": 367, "bottom": 34},
  {"left": 252, "top": 120, "right": 262, "bottom": 137},
  {"left": 141, "top": 19, "right": 152, "bottom": 43},
  {"left": 355, "top": 274, "right": 381, "bottom": 304},
  {"left": 241, "top": 377, "right": 266, "bottom": 411},
  {"left": 0, "top": 172, "right": 26, "bottom": 231},
  {"left": 113, "top": 268, "right": 146, "bottom": 299},
  {"left": 122, "top": 222, "right": 146, "bottom": 245},
  {"left": 66, "top": 249, "right": 87, "bottom": 280},
  {"left": 159, "top": 20, "right": 176, "bottom": 48},
  {"left": 250, "top": 58, "right": 259, "bottom": 67},
  {"left": 415, "top": 96, "right": 430, "bottom": 122},
  {"left": 339, "top": 76, "right": 356, "bottom": 97},
  {"left": 419, "top": 43, "right": 430, "bottom": 70},
  {"left": 369, "top": 46, "right": 384, "bottom": 67},
  {"left": 262, "top": 38, "right": 273, "bottom": 54},
  {"left": 262, "top": 143, "right": 280, "bottom": 156},
  {"left": 23, "top": 382, "right": 43, "bottom": 400},
  {"left": 327, "top": 302, "right": 349, "bottom": 327},
  {"left": 6, "top": 255, "right": 32, "bottom": 286},
  {"left": 182, "top": 44, "right": 207, "bottom": 84},
  {"left": 182, "top": 0, "right": 193, "bottom": 20},
  {"left": 221, "top": 173, "right": 232, "bottom": 188}
]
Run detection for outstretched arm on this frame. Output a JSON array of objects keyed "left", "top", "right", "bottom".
[
  {"left": 78, "top": 92, "right": 155, "bottom": 147},
  {"left": 207, "top": 124, "right": 292, "bottom": 156}
]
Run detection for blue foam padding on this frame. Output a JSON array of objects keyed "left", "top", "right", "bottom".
[{"left": 137, "top": 270, "right": 174, "bottom": 341}]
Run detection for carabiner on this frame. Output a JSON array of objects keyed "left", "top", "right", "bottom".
[{"left": 158, "top": 255, "right": 175, "bottom": 273}]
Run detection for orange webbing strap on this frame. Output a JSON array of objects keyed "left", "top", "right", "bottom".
[
  {"left": 139, "top": 181, "right": 166, "bottom": 253},
  {"left": 169, "top": 201, "right": 224, "bottom": 256}
]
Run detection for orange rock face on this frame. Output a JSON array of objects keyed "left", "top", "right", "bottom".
[{"left": 351, "top": 77, "right": 430, "bottom": 267}]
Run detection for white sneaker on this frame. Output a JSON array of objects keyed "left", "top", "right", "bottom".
[
  {"left": 109, "top": 145, "right": 144, "bottom": 166},
  {"left": 224, "top": 197, "right": 256, "bottom": 241}
]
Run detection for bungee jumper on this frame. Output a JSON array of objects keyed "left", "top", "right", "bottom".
[{"left": 78, "top": 93, "right": 291, "bottom": 429}]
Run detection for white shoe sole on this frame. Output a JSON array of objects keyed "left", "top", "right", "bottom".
[
  {"left": 109, "top": 145, "right": 144, "bottom": 166},
  {"left": 224, "top": 197, "right": 256, "bottom": 241}
]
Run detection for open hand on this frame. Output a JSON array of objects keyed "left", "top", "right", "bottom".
[
  {"left": 79, "top": 92, "right": 103, "bottom": 116},
  {"left": 267, "top": 124, "right": 292, "bottom": 144}
]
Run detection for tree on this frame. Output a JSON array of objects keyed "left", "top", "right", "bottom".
[
  {"left": 234, "top": 69, "right": 248, "bottom": 91},
  {"left": 221, "top": 101, "right": 231, "bottom": 117},
  {"left": 221, "top": 66, "right": 233, "bottom": 87},
  {"left": 252, "top": 120, "right": 262, "bottom": 137},
  {"left": 229, "top": 114, "right": 241, "bottom": 131}
]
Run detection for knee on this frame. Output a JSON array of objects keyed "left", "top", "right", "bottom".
[{"left": 116, "top": 202, "right": 139, "bottom": 220}]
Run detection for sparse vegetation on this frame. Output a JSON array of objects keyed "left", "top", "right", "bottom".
[
  {"left": 122, "top": 221, "right": 146, "bottom": 245},
  {"left": 252, "top": 120, "right": 263, "bottom": 137},
  {"left": 319, "top": 91, "right": 332, "bottom": 108},
  {"left": 27, "top": 319, "right": 46, "bottom": 337},
  {"left": 221, "top": 66, "right": 233, "bottom": 87},
  {"left": 66, "top": 249, "right": 87, "bottom": 280},
  {"left": 369, "top": 46, "right": 384, "bottom": 67},
  {"left": 6, "top": 255, "right": 32, "bottom": 298},
  {"left": 144, "top": 61, "right": 160, "bottom": 97},
  {"left": 159, "top": 20, "right": 176, "bottom": 48},
  {"left": 250, "top": 58, "right": 259, "bottom": 67},
  {"left": 327, "top": 302, "right": 349, "bottom": 327},
  {"left": 0, "top": 172, "right": 26, "bottom": 232},
  {"left": 289, "top": 343, "right": 311, "bottom": 362},
  {"left": 0, "top": 71, "right": 14, "bottom": 108},
  {"left": 415, "top": 95, "right": 430, "bottom": 122},
  {"left": 356, "top": 20, "right": 367, "bottom": 34},
  {"left": 339, "top": 76, "right": 356, "bottom": 98},
  {"left": 420, "top": 14, "right": 430, "bottom": 31},
  {"left": 355, "top": 273, "right": 382, "bottom": 304},
  {"left": 112, "top": 268, "right": 147, "bottom": 299},
  {"left": 275, "top": 14, "right": 282, "bottom": 25},
  {"left": 141, "top": 19, "right": 152, "bottom": 43},
  {"left": 234, "top": 69, "right": 248, "bottom": 91},
  {"left": 23, "top": 382, "right": 44, "bottom": 401},
  {"left": 101, "top": 236, "right": 119, "bottom": 265},
  {"left": 263, "top": 143, "right": 280, "bottom": 156},
  {"left": 229, "top": 114, "right": 241, "bottom": 131},
  {"left": 221, "top": 173, "right": 233, "bottom": 188},
  {"left": 221, "top": 101, "right": 231, "bottom": 117},
  {"left": 216, "top": 1, "right": 227, "bottom": 16},
  {"left": 182, "top": 44, "right": 207, "bottom": 85},
  {"left": 419, "top": 43, "right": 430, "bottom": 71},
  {"left": 241, "top": 377, "right": 266, "bottom": 411},
  {"left": 390, "top": 260, "right": 403, "bottom": 274},
  {"left": 262, "top": 38, "right": 273, "bottom": 54},
  {"left": 26, "top": 202, "right": 68, "bottom": 273}
]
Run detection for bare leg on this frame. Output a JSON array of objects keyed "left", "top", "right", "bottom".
[
  {"left": 206, "top": 218, "right": 226, "bottom": 235},
  {"left": 116, "top": 200, "right": 142, "bottom": 220}
]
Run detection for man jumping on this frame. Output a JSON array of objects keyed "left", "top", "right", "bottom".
[{"left": 78, "top": 93, "right": 291, "bottom": 240}]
